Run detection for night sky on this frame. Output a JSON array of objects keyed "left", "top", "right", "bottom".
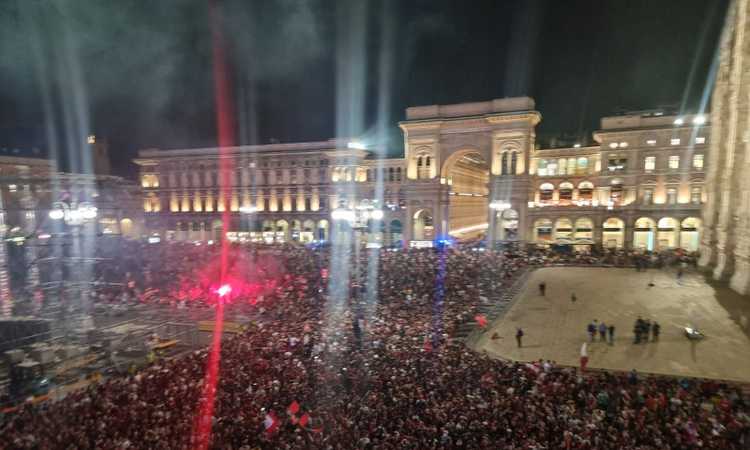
[{"left": 0, "top": 0, "right": 728, "bottom": 177}]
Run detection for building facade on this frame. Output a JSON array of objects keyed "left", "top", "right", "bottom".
[
  {"left": 700, "top": 0, "right": 750, "bottom": 294},
  {"left": 135, "top": 98, "right": 710, "bottom": 252}
]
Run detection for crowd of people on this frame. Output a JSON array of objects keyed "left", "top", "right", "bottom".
[{"left": 1, "top": 242, "right": 747, "bottom": 449}]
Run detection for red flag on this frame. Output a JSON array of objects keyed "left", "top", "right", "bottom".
[
  {"left": 264, "top": 412, "right": 280, "bottom": 435},
  {"left": 475, "top": 314, "right": 488, "bottom": 328},
  {"left": 299, "top": 413, "right": 310, "bottom": 428},
  {"left": 287, "top": 400, "right": 300, "bottom": 415}
]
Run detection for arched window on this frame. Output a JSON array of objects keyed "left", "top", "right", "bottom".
[
  {"left": 540, "top": 182, "right": 554, "bottom": 202},
  {"left": 578, "top": 181, "right": 594, "bottom": 202},
  {"left": 417, "top": 157, "right": 423, "bottom": 167},
  {"left": 534, "top": 219, "right": 553, "bottom": 242},
  {"left": 425, "top": 156, "right": 431, "bottom": 167},
  {"left": 501, "top": 152, "right": 509, "bottom": 175},
  {"left": 396, "top": 167, "right": 402, "bottom": 181},
  {"left": 511, "top": 152, "right": 517, "bottom": 174},
  {"left": 559, "top": 182, "right": 574, "bottom": 202}
]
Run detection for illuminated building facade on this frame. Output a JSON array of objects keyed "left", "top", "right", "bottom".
[{"left": 136, "top": 98, "right": 709, "bottom": 251}]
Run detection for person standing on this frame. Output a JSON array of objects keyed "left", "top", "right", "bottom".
[
  {"left": 539, "top": 282, "right": 546, "bottom": 296},
  {"left": 516, "top": 328, "right": 524, "bottom": 348},
  {"left": 652, "top": 322, "right": 661, "bottom": 341},
  {"left": 608, "top": 324, "right": 615, "bottom": 345},
  {"left": 587, "top": 320, "right": 597, "bottom": 342},
  {"left": 598, "top": 321, "right": 607, "bottom": 341}
]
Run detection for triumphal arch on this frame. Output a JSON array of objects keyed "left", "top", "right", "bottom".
[{"left": 399, "top": 97, "right": 540, "bottom": 244}]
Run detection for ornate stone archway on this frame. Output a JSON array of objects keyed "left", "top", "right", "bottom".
[{"left": 399, "top": 98, "right": 540, "bottom": 244}]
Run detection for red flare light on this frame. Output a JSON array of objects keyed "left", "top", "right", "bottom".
[{"left": 217, "top": 284, "right": 232, "bottom": 298}]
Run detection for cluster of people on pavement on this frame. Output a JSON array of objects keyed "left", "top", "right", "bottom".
[
  {"left": 1, "top": 242, "right": 746, "bottom": 449},
  {"left": 634, "top": 317, "right": 661, "bottom": 344}
]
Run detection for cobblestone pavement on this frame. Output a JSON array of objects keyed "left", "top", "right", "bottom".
[{"left": 476, "top": 267, "right": 750, "bottom": 383}]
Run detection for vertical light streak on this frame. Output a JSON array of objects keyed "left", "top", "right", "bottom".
[{"left": 192, "top": 1, "right": 236, "bottom": 448}]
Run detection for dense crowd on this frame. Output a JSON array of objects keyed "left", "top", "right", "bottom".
[{"left": 1, "top": 242, "right": 746, "bottom": 449}]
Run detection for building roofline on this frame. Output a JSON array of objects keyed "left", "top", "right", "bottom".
[{"left": 137, "top": 138, "right": 352, "bottom": 159}]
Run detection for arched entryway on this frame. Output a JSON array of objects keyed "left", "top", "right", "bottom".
[
  {"left": 554, "top": 218, "right": 574, "bottom": 243},
  {"left": 633, "top": 217, "right": 656, "bottom": 251},
  {"left": 602, "top": 217, "right": 624, "bottom": 249},
  {"left": 533, "top": 218, "right": 553, "bottom": 243},
  {"left": 120, "top": 218, "right": 135, "bottom": 239},
  {"left": 680, "top": 217, "right": 701, "bottom": 251},
  {"left": 275, "top": 219, "right": 289, "bottom": 242},
  {"left": 574, "top": 218, "right": 594, "bottom": 242},
  {"left": 443, "top": 150, "right": 489, "bottom": 239},
  {"left": 657, "top": 217, "right": 679, "bottom": 250},
  {"left": 413, "top": 209, "right": 434, "bottom": 241}
]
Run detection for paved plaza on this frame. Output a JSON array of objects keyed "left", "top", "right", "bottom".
[{"left": 475, "top": 267, "right": 750, "bottom": 382}]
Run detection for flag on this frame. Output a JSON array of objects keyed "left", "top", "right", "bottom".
[
  {"left": 475, "top": 314, "right": 488, "bottom": 328},
  {"left": 287, "top": 400, "right": 300, "bottom": 415},
  {"left": 140, "top": 288, "right": 160, "bottom": 302},
  {"left": 264, "top": 412, "right": 280, "bottom": 435},
  {"left": 299, "top": 413, "right": 310, "bottom": 428}
]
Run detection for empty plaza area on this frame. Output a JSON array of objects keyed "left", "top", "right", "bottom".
[{"left": 476, "top": 266, "right": 750, "bottom": 383}]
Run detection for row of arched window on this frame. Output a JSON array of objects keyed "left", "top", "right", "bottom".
[{"left": 532, "top": 216, "right": 702, "bottom": 251}]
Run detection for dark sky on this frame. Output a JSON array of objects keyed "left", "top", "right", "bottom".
[{"left": 0, "top": 0, "right": 728, "bottom": 177}]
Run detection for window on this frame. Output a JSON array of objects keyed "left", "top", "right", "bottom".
[
  {"left": 646, "top": 139, "right": 657, "bottom": 146},
  {"left": 547, "top": 161, "right": 558, "bottom": 175},
  {"left": 669, "top": 155, "right": 680, "bottom": 169},
  {"left": 559, "top": 182, "right": 574, "bottom": 202},
  {"left": 539, "top": 183, "right": 554, "bottom": 202},
  {"left": 692, "top": 154, "right": 704, "bottom": 169},
  {"left": 644, "top": 156, "right": 656, "bottom": 171},
  {"left": 537, "top": 159, "right": 548, "bottom": 176},
  {"left": 667, "top": 188, "right": 677, "bottom": 204},
  {"left": 695, "top": 137, "right": 706, "bottom": 144},
  {"left": 608, "top": 156, "right": 627, "bottom": 172},
  {"left": 643, "top": 188, "right": 654, "bottom": 205},
  {"left": 511, "top": 152, "right": 517, "bottom": 174},
  {"left": 577, "top": 157, "right": 588, "bottom": 174},
  {"left": 501, "top": 153, "right": 508, "bottom": 175},
  {"left": 691, "top": 186, "right": 702, "bottom": 204},
  {"left": 670, "top": 138, "right": 681, "bottom": 145}
]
